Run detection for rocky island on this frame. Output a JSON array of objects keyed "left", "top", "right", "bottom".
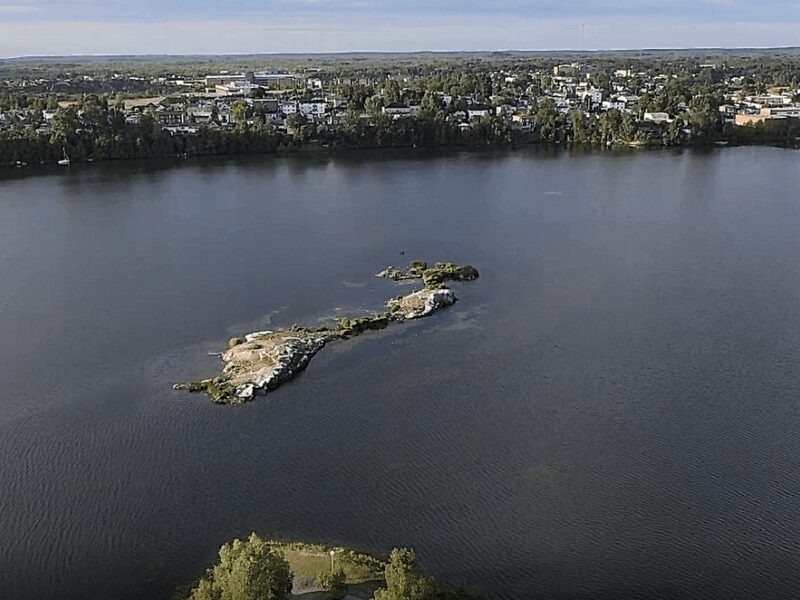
[{"left": 174, "top": 261, "right": 479, "bottom": 403}]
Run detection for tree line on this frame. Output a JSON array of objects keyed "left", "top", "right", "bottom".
[{"left": 1, "top": 87, "right": 798, "bottom": 168}]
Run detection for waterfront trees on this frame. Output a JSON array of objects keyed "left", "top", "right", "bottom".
[
  {"left": 373, "top": 549, "right": 439, "bottom": 600},
  {"left": 188, "top": 533, "right": 293, "bottom": 600},
  {"left": 372, "top": 548, "right": 482, "bottom": 600},
  {"left": 3, "top": 52, "right": 800, "bottom": 168}
]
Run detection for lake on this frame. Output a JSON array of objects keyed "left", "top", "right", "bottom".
[{"left": 2, "top": 147, "right": 800, "bottom": 600}]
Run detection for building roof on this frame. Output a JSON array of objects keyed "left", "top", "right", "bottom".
[{"left": 123, "top": 97, "right": 167, "bottom": 111}]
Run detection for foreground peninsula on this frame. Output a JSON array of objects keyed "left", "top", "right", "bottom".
[
  {"left": 174, "top": 261, "right": 479, "bottom": 403},
  {"left": 180, "top": 533, "right": 480, "bottom": 600}
]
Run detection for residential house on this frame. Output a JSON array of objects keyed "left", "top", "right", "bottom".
[
  {"left": 163, "top": 125, "right": 199, "bottom": 135},
  {"left": 187, "top": 105, "right": 215, "bottom": 124},
  {"left": 602, "top": 99, "right": 627, "bottom": 111},
  {"left": 734, "top": 113, "right": 777, "bottom": 126},
  {"left": 467, "top": 104, "right": 491, "bottom": 119},
  {"left": 496, "top": 105, "right": 515, "bottom": 118},
  {"left": 511, "top": 113, "right": 535, "bottom": 131},
  {"left": 299, "top": 99, "right": 327, "bottom": 118},
  {"left": 123, "top": 97, "right": 166, "bottom": 112},
  {"left": 155, "top": 107, "right": 185, "bottom": 125},
  {"left": 383, "top": 102, "right": 413, "bottom": 117},
  {"left": 644, "top": 112, "right": 671, "bottom": 124},
  {"left": 280, "top": 101, "right": 298, "bottom": 116},
  {"left": 580, "top": 88, "right": 603, "bottom": 107}
]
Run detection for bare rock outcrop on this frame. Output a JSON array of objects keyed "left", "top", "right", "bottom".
[{"left": 174, "top": 261, "right": 478, "bottom": 404}]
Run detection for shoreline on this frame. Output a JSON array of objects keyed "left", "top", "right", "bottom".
[
  {"left": 176, "top": 536, "right": 386, "bottom": 600},
  {"left": 3, "top": 138, "right": 798, "bottom": 176}
]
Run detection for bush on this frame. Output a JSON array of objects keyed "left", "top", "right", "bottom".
[{"left": 315, "top": 568, "right": 347, "bottom": 599}]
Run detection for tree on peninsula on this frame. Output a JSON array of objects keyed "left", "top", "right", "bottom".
[
  {"left": 188, "top": 533, "right": 293, "bottom": 600},
  {"left": 372, "top": 548, "right": 438, "bottom": 600},
  {"left": 371, "top": 548, "right": 481, "bottom": 600}
]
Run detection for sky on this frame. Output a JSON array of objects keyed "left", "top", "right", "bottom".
[{"left": 0, "top": 0, "right": 798, "bottom": 57}]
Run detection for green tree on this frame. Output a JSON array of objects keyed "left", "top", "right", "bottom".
[
  {"left": 365, "top": 95, "right": 384, "bottom": 117},
  {"left": 534, "top": 98, "right": 558, "bottom": 143},
  {"left": 664, "top": 117, "right": 685, "bottom": 146},
  {"left": 51, "top": 106, "right": 78, "bottom": 141},
  {"left": 373, "top": 549, "right": 437, "bottom": 600},
  {"left": 340, "top": 108, "right": 361, "bottom": 142},
  {"left": 420, "top": 91, "right": 441, "bottom": 114},
  {"left": 619, "top": 112, "right": 637, "bottom": 143},
  {"left": 383, "top": 79, "right": 401, "bottom": 103},
  {"left": 286, "top": 113, "right": 308, "bottom": 138},
  {"left": 687, "top": 94, "right": 719, "bottom": 143},
  {"left": 231, "top": 101, "right": 249, "bottom": 128},
  {"left": 567, "top": 108, "right": 591, "bottom": 144},
  {"left": 188, "top": 533, "right": 293, "bottom": 600},
  {"left": 598, "top": 109, "right": 622, "bottom": 144}
]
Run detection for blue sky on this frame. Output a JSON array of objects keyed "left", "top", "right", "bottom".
[{"left": 0, "top": 1, "right": 798, "bottom": 56}]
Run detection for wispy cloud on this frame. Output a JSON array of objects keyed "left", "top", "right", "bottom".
[
  {"left": 7, "top": 0, "right": 800, "bottom": 20},
  {"left": 1, "top": 15, "right": 798, "bottom": 57},
  {"left": 0, "top": 4, "right": 38, "bottom": 13},
  {"left": 0, "top": 2, "right": 798, "bottom": 56}
]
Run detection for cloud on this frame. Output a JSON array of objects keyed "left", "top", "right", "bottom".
[
  {"left": 7, "top": 0, "right": 800, "bottom": 20},
  {"left": 0, "top": 4, "right": 38, "bottom": 13},
  {"left": 0, "top": 14, "right": 797, "bottom": 57},
  {"left": 0, "top": 2, "right": 799, "bottom": 55}
]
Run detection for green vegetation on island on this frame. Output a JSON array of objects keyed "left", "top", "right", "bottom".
[
  {"left": 376, "top": 261, "right": 480, "bottom": 289},
  {"left": 174, "top": 261, "right": 479, "bottom": 404},
  {"left": 181, "top": 533, "right": 480, "bottom": 600}
]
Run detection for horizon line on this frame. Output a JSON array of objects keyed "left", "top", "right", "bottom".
[{"left": 3, "top": 46, "right": 800, "bottom": 61}]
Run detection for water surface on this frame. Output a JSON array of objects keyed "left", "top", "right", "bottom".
[{"left": 2, "top": 147, "right": 800, "bottom": 599}]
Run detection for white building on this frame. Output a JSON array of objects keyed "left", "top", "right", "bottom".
[
  {"left": 644, "top": 112, "right": 671, "bottom": 124},
  {"left": 602, "top": 99, "right": 627, "bottom": 111},
  {"left": 467, "top": 105, "right": 491, "bottom": 119},
  {"left": 581, "top": 88, "right": 603, "bottom": 106},
  {"left": 383, "top": 102, "right": 413, "bottom": 117},
  {"left": 299, "top": 100, "right": 327, "bottom": 118},
  {"left": 280, "top": 101, "right": 298, "bottom": 116}
]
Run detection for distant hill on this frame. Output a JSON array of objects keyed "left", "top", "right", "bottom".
[{"left": 3, "top": 47, "right": 800, "bottom": 65}]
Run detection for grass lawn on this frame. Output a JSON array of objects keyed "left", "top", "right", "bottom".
[{"left": 268, "top": 541, "right": 385, "bottom": 586}]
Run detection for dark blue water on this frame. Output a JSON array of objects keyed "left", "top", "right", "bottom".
[{"left": 2, "top": 147, "right": 800, "bottom": 600}]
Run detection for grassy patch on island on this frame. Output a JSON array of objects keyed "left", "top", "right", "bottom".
[{"left": 269, "top": 540, "right": 384, "bottom": 585}]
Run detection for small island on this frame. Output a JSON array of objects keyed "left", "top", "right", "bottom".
[{"left": 174, "top": 261, "right": 479, "bottom": 404}]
